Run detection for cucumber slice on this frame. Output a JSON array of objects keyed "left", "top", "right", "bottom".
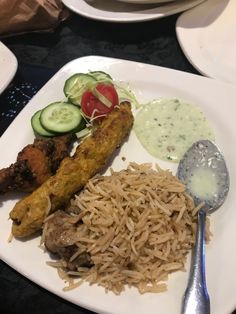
[
  {"left": 31, "top": 110, "right": 56, "bottom": 137},
  {"left": 89, "top": 71, "right": 113, "bottom": 83},
  {"left": 70, "top": 117, "right": 87, "bottom": 133},
  {"left": 64, "top": 73, "right": 97, "bottom": 105},
  {"left": 40, "top": 102, "right": 82, "bottom": 133}
]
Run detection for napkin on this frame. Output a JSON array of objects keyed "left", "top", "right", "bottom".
[{"left": 0, "top": 0, "right": 70, "bottom": 38}]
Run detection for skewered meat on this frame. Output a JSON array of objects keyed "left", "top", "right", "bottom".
[
  {"left": 0, "top": 134, "right": 75, "bottom": 193},
  {"left": 10, "top": 102, "right": 134, "bottom": 238}
]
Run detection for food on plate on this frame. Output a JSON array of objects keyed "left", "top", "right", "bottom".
[
  {"left": 134, "top": 98, "right": 215, "bottom": 162},
  {"left": 30, "top": 71, "right": 138, "bottom": 138},
  {"left": 63, "top": 71, "right": 113, "bottom": 106},
  {"left": 0, "top": 134, "right": 74, "bottom": 194},
  {"left": 42, "top": 163, "right": 209, "bottom": 294},
  {"left": 10, "top": 102, "right": 134, "bottom": 238},
  {"left": 31, "top": 102, "right": 84, "bottom": 136},
  {"left": 80, "top": 83, "right": 119, "bottom": 119}
]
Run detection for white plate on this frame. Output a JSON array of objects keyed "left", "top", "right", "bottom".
[
  {"left": 116, "top": 0, "right": 176, "bottom": 4},
  {"left": 0, "top": 42, "right": 18, "bottom": 94},
  {"left": 0, "top": 56, "right": 236, "bottom": 314},
  {"left": 176, "top": 0, "right": 236, "bottom": 85},
  {"left": 62, "top": 0, "right": 205, "bottom": 23}
]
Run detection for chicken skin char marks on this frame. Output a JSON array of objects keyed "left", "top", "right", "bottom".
[
  {"left": 10, "top": 102, "right": 134, "bottom": 238},
  {"left": 0, "top": 134, "right": 75, "bottom": 193}
]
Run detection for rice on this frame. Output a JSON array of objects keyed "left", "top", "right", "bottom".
[{"left": 47, "top": 163, "right": 209, "bottom": 294}]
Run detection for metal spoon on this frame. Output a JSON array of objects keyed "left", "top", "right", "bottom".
[{"left": 177, "top": 140, "right": 230, "bottom": 314}]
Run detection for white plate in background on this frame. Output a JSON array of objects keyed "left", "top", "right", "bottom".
[
  {"left": 62, "top": 0, "right": 205, "bottom": 23},
  {"left": 0, "top": 56, "right": 236, "bottom": 314},
  {"left": 116, "top": 0, "right": 176, "bottom": 4},
  {"left": 176, "top": 0, "right": 236, "bottom": 85},
  {"left": 0, "top": 42, "right": 18, "bottom": 94}
]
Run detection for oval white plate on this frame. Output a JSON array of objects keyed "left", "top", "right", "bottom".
[
  {"left": 62, "top": 0, "right": 205, "bottom": 23},
  {"left": 0, "top": 56, "right": 236, "bottom": 314},
  {"left": 0, "top": 42, "right": 18, "bottom": 94},
  {"left": 176, "top": 0, "right": 236, "bottom": 85}
]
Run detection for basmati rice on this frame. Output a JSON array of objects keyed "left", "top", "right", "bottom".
[{"left": 44, "top": 163, "right": 210, "bottom": 294}]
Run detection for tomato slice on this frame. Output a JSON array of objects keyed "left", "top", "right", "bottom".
[{"left": 81, "top": 83, "right": 119, "bottom": 119}]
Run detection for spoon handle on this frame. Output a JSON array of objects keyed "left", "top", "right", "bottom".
[{"left": 182, "top": 209, "right": 210, "bottom": 314}]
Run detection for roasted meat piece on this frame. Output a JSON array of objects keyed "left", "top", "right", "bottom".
[
  {"left": 10, "top": 102, "right": 134, "bottom": 237},
  {"left": 43, "top": 210, "right": 92, "bottom": 270},
  {"left": 0, "top": 134, "right": 75, "bottom": 193}
]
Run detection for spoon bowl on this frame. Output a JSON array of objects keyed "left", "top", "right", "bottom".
[{"left": 177, "top": 140, "right": 230, "bottom": 314}]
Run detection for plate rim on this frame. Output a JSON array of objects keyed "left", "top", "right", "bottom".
[
  {"left": 62, "top": 0, "right": 206, "bottom": 23},
  {"left": 0, "top": 42, "right": 18, "bottom": 94},
  {"left": 176, "top": 0, "right": 236, "bottom": 85},
  {"left": 116, "top": 0, "right": 176, "bottom": 4}
]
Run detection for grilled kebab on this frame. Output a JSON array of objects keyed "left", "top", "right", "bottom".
[{"left": 10, "top": 102, "right": 134, "bottom": 238}]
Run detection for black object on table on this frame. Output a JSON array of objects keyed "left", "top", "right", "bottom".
[{"left": 0, "top": 12, "right": 234, "bottom": 314}]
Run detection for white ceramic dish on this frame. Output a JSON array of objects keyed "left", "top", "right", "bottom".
[
  {"left": 0, "top": 56, "right": 236, "bottom": 314},
  {"left": 0, "top": 42, "right": 18, "bottom": 94},
  {"left": 116, "top": 0, "right": 176, "bottom": 4},
  {"left": 176, "top": 0, "right": 236, "bottom": 85},
  {"left": 62, "top": 0, "right": 205, "bottom": 23}
]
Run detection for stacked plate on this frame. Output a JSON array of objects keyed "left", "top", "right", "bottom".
[{"left": 62, "top": 0, "right": 205, "bottom": 23}]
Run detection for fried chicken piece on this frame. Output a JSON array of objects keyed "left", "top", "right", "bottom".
[
  {"left": 0, "top": 134, "right": 75, "bottom": 193},
  {"left": 10, "top": 102, "right": 134, "bottom": 237}
]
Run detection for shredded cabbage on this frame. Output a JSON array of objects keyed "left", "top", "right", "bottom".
[{"left": 114, "top": 81, "right": 140, "bottom": 109}]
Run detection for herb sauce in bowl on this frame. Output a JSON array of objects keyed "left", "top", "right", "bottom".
[{"left": 134, "top": 98, "right": 215, "bottom": 162}]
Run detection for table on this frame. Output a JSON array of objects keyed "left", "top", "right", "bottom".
[{"left": 0, "top": 11, "right": 232, "bottom": 314}]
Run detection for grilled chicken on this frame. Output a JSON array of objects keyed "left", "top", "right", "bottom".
[
  {"left": 10, "top": 102, "right": 134, "bottom": 238},
  {"left": 0, "top": 134, "right": 75, "bottom": 194}
]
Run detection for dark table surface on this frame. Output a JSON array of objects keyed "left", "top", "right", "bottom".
[{"left": 0, "top": 10, "right": 234, "bottom": 314}]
